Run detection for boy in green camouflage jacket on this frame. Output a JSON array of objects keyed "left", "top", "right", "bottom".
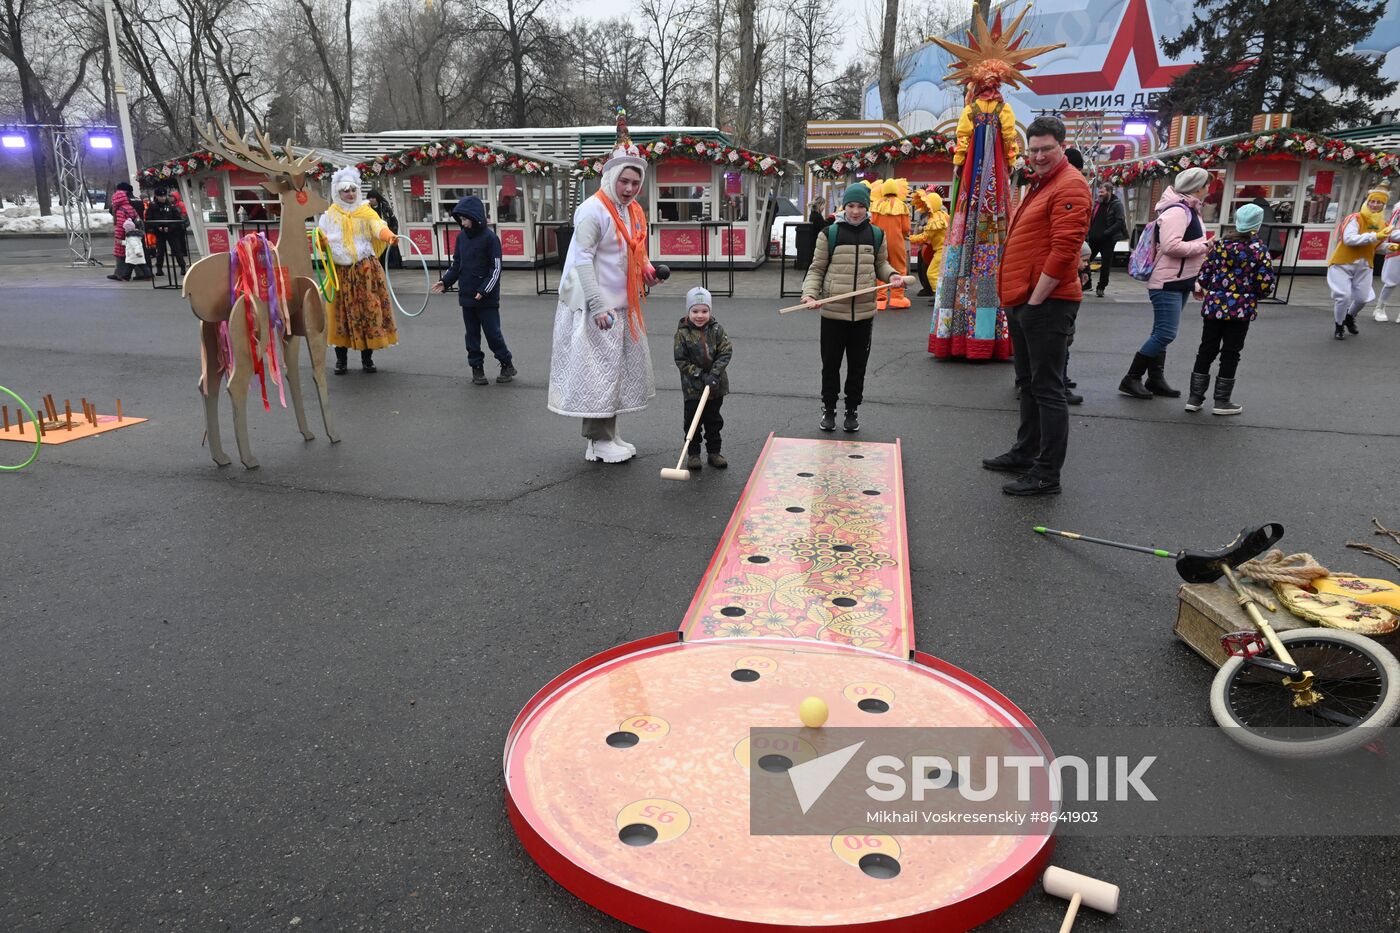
[{"left": 673, "top": 286, "right": 732, "bottom": 471}]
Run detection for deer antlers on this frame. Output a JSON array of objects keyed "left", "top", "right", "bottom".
[{"left": 195, "top": 115, "right": 321, "bottom": 181}]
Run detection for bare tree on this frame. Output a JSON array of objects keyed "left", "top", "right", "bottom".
[
  {"left": 877, "top": 0, "right": 899, "bottom": 120},
  {"left": 480, "top": 0, "right": 566, "bottom": 126},
  {"left": 1, "top": 0, "right": 101, "bottom": 212},
  {"left": 637, "top": 0, "right": 700, "bottom": 124},
  {"left": 293, "top": 0, "right": 354, "bottom": 136},
  {"left": 734, "top": 0, "right": 759, "bottom": 141}
]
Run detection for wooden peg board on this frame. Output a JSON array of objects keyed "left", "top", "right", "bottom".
[{"left": 0, "top": 410, "right": 147, "bottom": 446}]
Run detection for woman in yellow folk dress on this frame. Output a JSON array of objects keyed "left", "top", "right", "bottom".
[{"left": 318, "top": 166, "right": 398, "bottom": 374}]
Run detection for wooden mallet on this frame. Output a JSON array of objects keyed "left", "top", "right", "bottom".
[
  {"left": 660, "top": 384, "right": 711, "bottom": 481},
  {"left": 1043, "top": 866, "right": 1119, "bottom": 932},
  {"left": 778, "top": 281, "right": 894, "bottom": 313}
]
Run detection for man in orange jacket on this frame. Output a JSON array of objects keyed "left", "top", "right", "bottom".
[{"left": 980, "top": 115, "right": 1090, "bottom": 497}]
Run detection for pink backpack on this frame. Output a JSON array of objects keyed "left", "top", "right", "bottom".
[{"left": 1127, "top": 203, "right": 1189, "bottom": 282}]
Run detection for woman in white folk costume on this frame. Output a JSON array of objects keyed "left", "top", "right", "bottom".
[
  {"left": 1325, "top": 183, "right": 1391, "bottom": 340},
  {"left": 318, "top": 167, "right": 399, "bottom": 373},
  {"left": 548, "top": 112, "right": 662, "bottom": 463},
  {"left": 1373, "top": 198, "right": 1400, "bottom": 323}
]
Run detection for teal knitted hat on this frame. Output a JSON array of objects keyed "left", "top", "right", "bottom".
[
  {"left": 841, "top": 183, "right": 870, "bottom": 208},
  {"left": 1234, "top": 203, "right": 1264, "bottom": 233}
]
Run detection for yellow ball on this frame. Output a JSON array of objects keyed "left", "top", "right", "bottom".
[{"left": 799, "top": 696, "right": 829, "bottom": 729}]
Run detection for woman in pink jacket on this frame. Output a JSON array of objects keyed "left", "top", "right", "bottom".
[{"left": 1119, "top": 167, "right": 1211, "bottom": 399}]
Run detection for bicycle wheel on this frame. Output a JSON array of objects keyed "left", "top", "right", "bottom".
[{"left": 1210, "top": 628, "right": 1400, "bottom": 758}]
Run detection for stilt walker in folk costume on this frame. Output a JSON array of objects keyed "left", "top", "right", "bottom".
[
  {"left": 548, "top": 110, "right": 662, "bottom": 463},
  {"left": 927, "top": 7, "right": 1062, "bottom": 359},
  {"left": 1326, "top": 183, "right": 1391, "bottom": 340},
  {"left": 318, "top": 167, "right": 399, "bottom": 374},
  {"left": 911, "top": 189, "right": 949, "bottom": 303},
  {"left": 870, "top": 178, "right": 912, "bottom": 310},
  {"left": 1373, "top": 199, "right": 1400, "bottom": 323}
]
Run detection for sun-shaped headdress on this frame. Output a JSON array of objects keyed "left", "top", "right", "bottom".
[{"left": 926, "top": 6, "right": 1063, "bottom": 92}]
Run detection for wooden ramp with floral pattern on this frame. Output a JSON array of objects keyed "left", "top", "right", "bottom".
[
  {"left": 679, "top": 435, "right": 913, "bottom": 657},
  {"left": 503, "top": 434, "right": 1054, "bottom": 933}
]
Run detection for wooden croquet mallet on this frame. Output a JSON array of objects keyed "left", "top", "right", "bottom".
[
  {"left": 660, "top": 384, "right": 711, "bottom": 481},
  {"left": 778, "top": 282, "right": 895, "bottom": 314},
  {"left": 1043, "top": 867, "right": 1118, "bottom": 932}
]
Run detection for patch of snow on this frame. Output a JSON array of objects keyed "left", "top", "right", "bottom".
[{"left": 0, "top": 201, "right": 112, "bottom": 233}]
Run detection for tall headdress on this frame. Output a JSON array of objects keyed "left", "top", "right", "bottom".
[
  {"left": 925, "top": 6, "right": 1063, "bottom": 92},
  {"left": 604, "top": 108, "right": 648, "bottom": 175}
]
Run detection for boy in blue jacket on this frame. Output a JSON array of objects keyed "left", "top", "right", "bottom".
[{"left": 431, "top": 195, "right": 516, "bottom": 385}]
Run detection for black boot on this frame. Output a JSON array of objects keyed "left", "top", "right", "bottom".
[
  {"left": 1144, "top": 352, "right": 1180, "bottom": 398},
  {"left": 1344, "top": 314, "right": 1360, "bottom": 335},
  {"left": 471, "top": 366, "right": 489, "bottom": 385},
  {"left": 1184, "top": 372, "right": 1210, "bottom": 412},
  {"left": 333, "top": 347, "right": 348, "bottom": 375},
  {"left": 361, "top": 349, "right": 377, "bottom": 373},
  {"left": 1118, "top": 352, "right": 1154, "bottom": 399},
  {"left": 1335, "top": 322, "right": 1346, "bottom": 340},
  {"left": 1212, "top": 376, "right": 1242, "bottom": 416},
  {"left": 819, "top": 409, "right": 836, "bottom": 432}
]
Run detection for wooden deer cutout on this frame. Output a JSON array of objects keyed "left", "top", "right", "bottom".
[{"left": 183, "top": 116, "right": 337, "bottom": 469}]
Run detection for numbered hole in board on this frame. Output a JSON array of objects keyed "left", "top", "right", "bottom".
[
  {"left": 732, "top": 655, "right": 777, "bottom": 683},
  {"left": 862, "top": 489, "right": 881, "bottom": 496},
  {"left": 734, "top": 733, "right": 816, "bottom": 771},
  {"left": 843, "top": 682, "right": 894, "bottom": 713},
  {"left": 831, "top": 596, "right": 858, "bottom": 608},
  {"left": 618, "top": 715, "right": 670, "bottom": 742},
  {"left": 831, "top": 830, "right": 902, "bottom": 876},
  {"left": 847, "top": 454, "right": 865, "bottom": 460},
  {"left": 745, "top": 555, "right": 771, "bottom": 564},
  {"left": 909, "top": 751, "right": 961, "bottom": 789},
  {"left": 785, "top": 506, "right": 806, "bottom": 513},
  {"left": 606, "top": 731, "right": 641, "bottom": 748},
  {"left": 796, "top": 472, "right": 815, "bottom": 477},
  {"left": 616, "top": 798, "right": 691, "bottom": 845}
]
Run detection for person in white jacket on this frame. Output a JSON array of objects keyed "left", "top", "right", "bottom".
[
  {"left": 1373, "top": 202, "right": 1400, "bottom": 322},
  {"left": 547, "top": 112, "right": 662, "bottom": 463},
  {"left": 1326, "top": 184, "right": 1390, "bottom": 339}
]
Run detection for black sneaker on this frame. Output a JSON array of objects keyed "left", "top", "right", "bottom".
[
  {"left": 1002, "top": 474, "right": 1062, "bottom": 496},
  {"left": 1065, "top": 389, "right": 1084, "bottom": 406},
  {"left": 333, "top": 359, "right": 348, "bottom": 375},
  {"left": 1095, "top": 286, "right": 1105, "bottom": 298},
  {"left": 1345, "top": 314, "right": 1360, "bottom": 335},
  {"left": 497, "top": 362, "right": 517, "bottom": 383},
  {"left": 686, "top": 452, "right": 703, "bottom": 471},
  {"left": 472, "top": 367, "right": 489, "bottom": 385},
  {"left": 843, "top": 411, "right": 859, "bottom": 433},
  {"left": 1335, "top": 323, "right": 1346, "bottom": 340},
  {"left": 708, "top": 452, "right": 728, "bottom": 469},
  {"left": 982, "top": 452, "right": 1033, "bottom": 473},
  {"left": 819, "top": 409, "right": 836, "bottom": 432}
]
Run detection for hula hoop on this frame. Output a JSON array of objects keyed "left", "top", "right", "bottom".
[
  {"left": 0, "top": 385, "right": 41, "bottom": 471},
  {"left": 384, "top": 234, "right": 431, "bottom": 317}
]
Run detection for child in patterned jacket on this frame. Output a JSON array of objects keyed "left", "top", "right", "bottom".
[{"left": 1186, "top": 203, "right": 1275, "bottom": 416}]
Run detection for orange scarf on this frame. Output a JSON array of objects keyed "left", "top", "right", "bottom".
[{"left": 596, "top": 191, "right": 649, "bottom": 340}]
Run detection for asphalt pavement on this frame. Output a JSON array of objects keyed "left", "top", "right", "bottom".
[{"left": 2, "top": 237, "right": 1398, "bottom": 931}]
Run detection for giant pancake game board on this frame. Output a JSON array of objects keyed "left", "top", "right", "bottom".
[{"left": 504, "top": 436, "right": 1053, "bottom": 931}]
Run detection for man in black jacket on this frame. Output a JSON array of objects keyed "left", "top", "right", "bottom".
[
  {"left": 1085, "top": 185, "right": 1128, "bottom": 297},
  {"left": 431, "top": 196, "right": 516, "bottom": 385}
]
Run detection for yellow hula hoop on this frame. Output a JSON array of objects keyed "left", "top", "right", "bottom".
[{"left": 0, "top": 385, "right": 41, "bottom": 471}]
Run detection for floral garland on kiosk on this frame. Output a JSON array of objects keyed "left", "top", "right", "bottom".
[
  {"left": 140, "top": 148, "right": 338, "bottom": 184},
  {"left": 808, "top": 131, "right": 957, "bottom": 180},
  {"left": 571, "top": 134, "right": 787, "bottom": 178},
  {"left": 1097, "top": 129, "right": 1400, "bottom": 188},
  {"left": 359, "top": 138, "right": 555, "bottom": 177}
]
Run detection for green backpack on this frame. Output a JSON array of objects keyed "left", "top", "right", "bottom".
[{"left": 826, "top": 222, "right": 883, "bottom": 256}]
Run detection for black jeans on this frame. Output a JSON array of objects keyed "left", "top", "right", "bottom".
[
  {"left": 1193, "top": 317, "right": 1250, "bottom": 379},
  {"left": 1086, "top": 237, "right": 1115, "bottom": 290},
  {"left": 1007, "top": 300, "right": 1078, "bottom": 482},
  {"left": 819, "top": 316, "right": 874, "bottom": 411},
  {"left": 683, "top": 394, "right": 725, "bottom": 453}
]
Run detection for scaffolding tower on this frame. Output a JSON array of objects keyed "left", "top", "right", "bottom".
[{"left": 49, "top": 127, "right": 98, "bottom": 266}]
